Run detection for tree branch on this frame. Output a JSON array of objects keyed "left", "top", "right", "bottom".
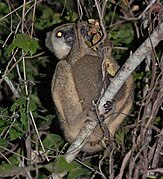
[
  {"left": 63, "top": 22, "right": 163, "bottom": 163},
  {"left": 98, "top": 22, "right": 163, "bottom": 114}
]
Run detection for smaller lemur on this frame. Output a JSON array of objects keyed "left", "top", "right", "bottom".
[{"left": 46, "top": 22, "right": 134, "bottom": 153}]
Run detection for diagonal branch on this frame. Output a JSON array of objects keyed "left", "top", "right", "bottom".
[
  {"left": 63, "top": 21, "right": 163, "bottom": 165},
  {"left": 98, "top": 22, "right": 163, "bottom": 114}
]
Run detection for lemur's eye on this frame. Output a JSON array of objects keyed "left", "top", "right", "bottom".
[{"left": 56, "top": 31, "right": 63, "bottom": 37}]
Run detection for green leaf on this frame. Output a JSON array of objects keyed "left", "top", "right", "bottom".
[
  {"left": 8, "top": 155, "right": 19, "bottom": 165},
  {"left": 0, "top": 120, "right": 5, "bottom": 129},
  {"left": 115, "top": 131, "right": 125, "bottom": 144},
  {"left": 19, "top": 107, "right": 27, "bottom": 126},
  {"left": 44, "top": 157, "right": 89, "bottom": 179},
  {"left": 54, "top": 156, "right": 73, "bottom": 173},
  {"left": 42, "top": 134, "right": 64, "bottom": 149},
  {"left": 6, "top": 34, "right": 39, "bottom": 56},
  {"left": 28, "top": 37, "right": 39, "bottom": 55},
  {"left": 117, "top": 24, "right": 134, "bottom": 45},
  {"left": 0, "top": 138, "right": 8, "bottom": 152},
  {"left": 9, "top": 128, "right": 22, "bottom": 140},
  {"left": 45, "top": 156, "right": 78, "bottom": 173},
  {"left": 67, "top": 167, "right": 90, "bottom": 179},
  {"left": 6, "top": 43, "right": 16, "bottom": 56},
  {"left": 10, "top": 98, "right": 28, "bottom": 127},
  {"left": 28, "top": 101, "right": 37, "bottom": 112},
  {"left": 45, "top": 115, "right": 55, "bottom": 122},
  {"left": 133, "top": 72, "right": 144, "bottom": 80},
  {"left": 10, "top": 98, "right": 26, "bottom": 111},
  {"left": 0, "top": 163, "right": 34, "bottom": 177}
]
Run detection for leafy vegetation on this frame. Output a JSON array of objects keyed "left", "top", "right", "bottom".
[{"left": 0, "top": 0, "right": 162, "bottom": 178}]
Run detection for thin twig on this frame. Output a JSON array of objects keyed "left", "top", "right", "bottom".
[
  {"left": 94, "top": 0, "right": 107, "bottom": 43},
  {"left": 0, "top": 0, "right": 34, "bottom": 22}
]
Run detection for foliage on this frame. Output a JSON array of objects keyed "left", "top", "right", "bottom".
[
  {"left": 0, "top": 0, "right": 162, "bottom": 178},
  {"left": 6, "top": 34, "right": 39, "bottom": 56}
]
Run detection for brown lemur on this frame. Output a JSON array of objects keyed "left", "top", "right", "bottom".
[{"left": 45, "top": 22, "right": 134, "bottom": 153}]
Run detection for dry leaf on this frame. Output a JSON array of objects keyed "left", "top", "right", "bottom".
[
  {"left": 104, "top": 58, "right": 117, "bottom": 76},
  {"left": 92, "top": 33, "right": 101, "bottom": 45}
]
